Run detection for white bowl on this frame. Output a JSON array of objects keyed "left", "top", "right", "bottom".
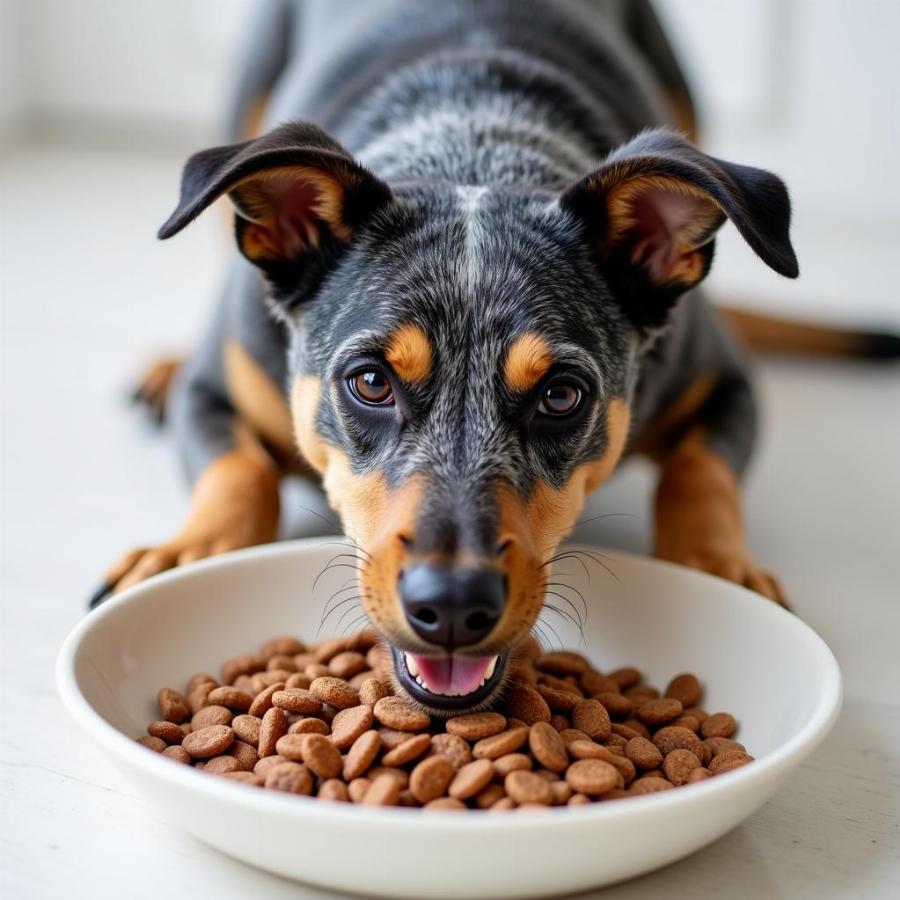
[{"left": 57, "top": 539, "right": 841, "bottom": 898}]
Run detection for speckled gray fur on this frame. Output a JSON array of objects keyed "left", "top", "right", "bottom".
[{"left": 167, "top": 0, "right": 795, "bottom": 557}]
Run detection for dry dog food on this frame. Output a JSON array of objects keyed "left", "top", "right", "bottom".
[{"left": 136, "top": 632, "right": 754, "bottom": 810}]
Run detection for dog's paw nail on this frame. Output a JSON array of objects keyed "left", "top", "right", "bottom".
[{"left": 87, "top": 582, "right": 114, "bottom": 611}]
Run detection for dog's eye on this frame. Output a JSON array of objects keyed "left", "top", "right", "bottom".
[
  {"left": 348, "top": 369, "right": 394, "bottom": 405},
  {"left": 538, "top": 381, "right": 582, "bottom": 417}
]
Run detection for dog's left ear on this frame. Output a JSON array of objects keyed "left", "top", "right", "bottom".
[
  {"left": 559, "top": 129, "right": 798, "bottom": 331},
  {"left": 158, "top": 122, "right": 393, "bottom": 270}
]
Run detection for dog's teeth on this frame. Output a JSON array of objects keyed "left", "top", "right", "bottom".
[
  {"left": 405, "top": 653, "right": 419, "bottom": 678},
  {"left": 485, "top": 655, "right": 498, "bottom": 680}
]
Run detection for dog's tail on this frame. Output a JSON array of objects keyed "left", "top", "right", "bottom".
[
  {"left": 224, "top": 0, "right": 299, "bottom": 141},
  {"left": 718, "top": 307, "right": 900, "bottom": 360}
]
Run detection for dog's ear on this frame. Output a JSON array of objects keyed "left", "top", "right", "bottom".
[
  {"left": 559, "top": 129, "right": 798, "bottom": 331},
  {"left": 158, "top": 122, "right": 392, "bottom": 273}
]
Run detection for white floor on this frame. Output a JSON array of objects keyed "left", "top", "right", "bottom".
[{"left": 2, "top": 142, "right": 899, "bottom": 899}]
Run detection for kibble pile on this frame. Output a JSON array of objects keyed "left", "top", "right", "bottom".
[{"left": 136, "top": 631, "right": 754, "bottom": 809}]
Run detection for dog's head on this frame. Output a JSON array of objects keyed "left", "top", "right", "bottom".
[{"left": 161, "top": 123, "right": 796, "bottom": 713}]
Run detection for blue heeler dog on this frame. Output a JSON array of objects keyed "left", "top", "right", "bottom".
[{"left": 94, "top": 0, "right": 802, "bottom": 713}]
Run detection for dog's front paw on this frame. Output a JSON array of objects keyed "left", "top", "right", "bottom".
[{"left": 663, "top": 547, "right": 788, "bottom": 607}]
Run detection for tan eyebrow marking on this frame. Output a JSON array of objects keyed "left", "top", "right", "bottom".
[
  {"left": 503, "top": 332, "right": 555, "bottom": 393},
  {"left": 385, "top": 323, "right": 433, "bottom": 383}
]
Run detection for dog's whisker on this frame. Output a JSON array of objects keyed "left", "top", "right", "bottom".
[
  {"left": 334, "top": 601, "right": 366, "bottom": 635},
  {"left": 310, "top": 539, "right": 373, "bottom": 560},
  {"left": 544, "top": 580, "right": 589, "bottom": 623},
  {"left": 318, "top": 587, "right": 362, "bottom": 630},
  {"left": 573, "top": 512, "right": 636, "bottom": 527},
  {"left": 340, "top": 611, "right": 371, "bottom": 637},
  {"left": 544, "top": 590, "right": 585, "bottom": 630},
  {"left": 312, "top": 559, "right": 367, "bottom": 593},
  {"left": 542, "top": 603, "right": 587, "bottom": 648},
  {"left": 540, "top": 552, "right": 592, "bottom": 583}
]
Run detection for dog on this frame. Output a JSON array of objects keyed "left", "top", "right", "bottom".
[{"left": 91, "top": 0, "right": 801, "bottom": 714}]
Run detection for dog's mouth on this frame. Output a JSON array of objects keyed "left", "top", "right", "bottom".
[{"left": 390, "top": 646, "right": 508, "bottom": 713}]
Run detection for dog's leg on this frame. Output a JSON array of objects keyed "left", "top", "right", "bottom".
[{"left": 91, "top": 432, "right": 280, "bottom": 605}]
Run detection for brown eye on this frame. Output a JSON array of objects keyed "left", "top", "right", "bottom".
[
  {"left": 538, "top": 381, "right": 582, "bottom": 416},
  {"left": 349, "top": 369, "right": 393, "bottom": 405}
]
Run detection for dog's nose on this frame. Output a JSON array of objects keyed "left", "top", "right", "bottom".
[{"left": 399, "top": 563, "right": 506, "bottom": 650}]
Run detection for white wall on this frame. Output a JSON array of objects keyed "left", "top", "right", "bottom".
[{"left": 2, "top": 0, "right": 898, "bottom": 324}]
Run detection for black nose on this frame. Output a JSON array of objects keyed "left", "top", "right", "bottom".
[{"left": 399, "top": 563, "right": 506, "bottom": 650}]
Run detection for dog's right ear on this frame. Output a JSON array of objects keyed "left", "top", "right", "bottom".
[{"left": 158, "top": 122, "right": 392, "bottom": 275}]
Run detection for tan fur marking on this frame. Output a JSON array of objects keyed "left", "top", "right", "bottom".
[
  {"left": 290, "top": 374, "right": 424, "bottom": 641},
  {"left": 223, "top": 340, "right": 295, "bottom": 459},
  {"left": 489, "top": 398, "right": 632, "bottom": 648},
  {"left": 632, "top": 373, "right": 715, "bottom": 461},
  {"left": 503, "top": 332, "right": 555, "bottom": 393},
  {"left": 385, "top": 323, "right": 433, "bottom": 384}
]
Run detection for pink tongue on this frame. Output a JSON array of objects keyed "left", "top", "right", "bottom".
[{"left": 412, "top": 655, "right": 492, "bottom": 695}]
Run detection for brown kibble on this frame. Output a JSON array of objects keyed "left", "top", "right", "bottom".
[
  {"left": 493, "top": 753, "right": 532, "bottom": 777},
  {"left": 474, "top": 783, "right": 507, "bottom": 809},
  {"left": 248, "top": 682, "right": 284, "bottom": 718},
  {"left": 348, "top": 777, "right": 372, "bottom": 803},
  {"left": 448, "top": 759, "right": 494, "bottom": 800},
  {"left": 231, "top": 714, "right": 262, "bottom": 746},
  {"left": 565, "top": 759, "right": 620, "bottom": 795},
  {"left": 504, "top": 684, "right": 551, "bottom": 724},
  {"left": 537, "top": 685, "right": 581, "bottom": 712},
  {"left": 622, "top": 719, "right": 651, "bottom": 739},
  {"left": 595, "top": 692, "right": 633, "bottom": 719},
  {"left": 687, "top": 766, "right": 713, "bottom": 784},
  {"left": 361, "top": 775, "right": 400, "bottom": 806},
  {"left": 310, "top": 676, "right": 359, "bottom": 710},
  {"left": 285, "top": 673, "right": 312, "bottom": 690},
  {"left": 708, "top": 750, "right": 754, "bottom": 774},
  {"left": 663, "top": 748, "right": 702, "bottom": 785},
  {"left": 253, "top": 754, "right": 288, "bottom": 777},
  {"left": 625, "top": 736, "right": 664, "bottom": 770},
  {"left": 607, "top": 667, "right": 641, "bottom": 690},
  {"left": 559, "top": 728, "right": 591, "bottom": 746},
  {"left": 505, "top": 770, "right": 554, "bottom": 805},
  {"left": 445, "top": 711, "right": 507, "bottom": 740},
  {"left": 664, "top": 673, "right": 701, "bottom": 707},
  {"left": 204, "top": 755, "right": 243, "bottom": 775},
  {"left": 430, "top": 733, "right": 473, "bottom": 769},
  {"left": 157, "top": 688, "right": 190, "bottom": 724},
  {"left": 188, "top": 683, "right": 215, "bottom": 714},
  {"left": 358, "top": 677, "right": 389, "bottom": 706},
  {"left": 230, "top": 740, "right": 259, "bottom": 771},
  {"left": 424, "top": 797, "right": 467, "bottom": 811},
  {"left": 272, "top": 688, "right": 323, "bottom": 715},
  {"left": 288, "top": 718, "right": 327, "bottom": 736},
  {"left": 183, "top": 725, "right": 235, "bottom": 759},
  {"left": 534, "top": 651, "right": 588, "bottom": 676},
  {"left": 409, "top": 755, "right": 455, "bottom": 803},
  {"left": 330, "top": 704, "right": 376, "bottom": 749},
  {"left": 186, "top": 673, "right": 217, "bottom": 693},
  {"left": 373, "top": 696, "right": 430, "bottom": 731},
  {"left": 222, "top": 771, "right": 264, "bottom": 786},
  {"left": 572, "top": 699, "right": 611, "bottom": 741},
  {"left": 264, "top": 761, "right": 313, "bottom": 794},
  {"left": 380, "top": 727, "right": 415, "bottom": 750},
  {"left": 625, "top": 685, "right": 659, "bottom": 703},
  {"left": 580, "top": 671, "right": 620, "bottom": 695},
  {"left": 161, "top": 745, "right": 191, "bottom": 764},
  {"left": 551, "top": 780, "right": 573, "bottom": 805},
  {"left": 568, "top": 792, "right": 591, "bottom": 806},
  {"left": 529, "top": 722, "right": 568, "bottom": 773},
  {"left": 682, "top": 707, "right": 709, "bottom": 724},
  {"left": 567, "top": 740, "right": 618, "bottom": 763},
  {"left": 672, "top": 715, "right": 700, "bottom": 733},
  {"left": 705, "top": 736, "right": 746, "bottom": 757},
  {"left": 636, "top": 698, "right": 683, "bottom": 725},
  {"left": 136, "top": 735, "right": 166, "bottom": 752},
  {"left": 260, "top": 636, "right": 304, "bottom": 659},
  {"left": 220, "top": 654, "right": 263, "bottom": 685},
  {"left": 344, "top": 730, "right": 382, "bottom": 780},
  {"left": 313, "top": 638, "right": 348, "bottom": 664},
  {"left": 318, "top": 779, "right": 350, "bottom": 802},
  {"left": 629, "top": 776, "right": 674, "bottom": 795},
  {"left": 471, "top": 727, "right": 529, "bottom": 759},
  {"left": 701, "top": 712, "right": 737, "bottom": 739},
  {"left": 258, "top": 707, "right": 288, "bottom": 757},
  {"left": 653, "top": 726, "right": 706, "bottom": 759},
  {"left": 274, "top": 733, "right": 308, "bottom": 761},
  {"left": 368, "top": 766, "right": 409, "bottom": 789},
  {"left": 207, "top": 686, "right": 254, "bottom": 712},
  {"left": 604, "top": 733, "right": 627, "bottom": 750},
  {"left": 301, "top": 733, "right": 343, "bottom": 778},
  {"left": 147, "top": 721, "right": 185, "bottom": 745},
  {"left": 328, "top": 651, "right": 367, "bottom": 679},
  {"left": 381, "top": 733, "right": 432, "bottom": 766},
  {"left": 191, "top": 705, "right": 232, "bottom": 729}
]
